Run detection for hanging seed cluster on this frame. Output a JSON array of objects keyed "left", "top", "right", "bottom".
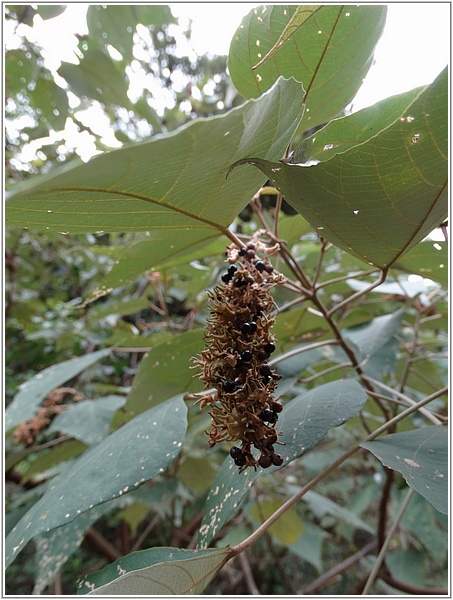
[{"left": 192, "top": 241, "right": 286, "bottom": 472}]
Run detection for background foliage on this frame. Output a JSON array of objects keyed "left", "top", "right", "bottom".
[{"left": 5, "top": 4, "right": 448, "bottom": 596}]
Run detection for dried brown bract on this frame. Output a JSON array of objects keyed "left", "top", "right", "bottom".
[{"left": 192, "top": 240, "right": 286, "bottom": 472}]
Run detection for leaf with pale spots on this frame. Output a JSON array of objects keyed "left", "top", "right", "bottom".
[
  {"left": 77, "top": 546, "right": 230, "bottom": 595},
  {"left": 361, "top": 425, "right": 448, "bottom": 514},
  {"left": 198, "top": 379, "right": 367, "bottom": 548},
  {"left": 5, "top": 77, "right": 304, "bottom": 234},
  {"left": 5, "top": 395, "right": 187, "bottom": 568},
  {"left": 230, "top": 68, "right": 447, "bottom": 268},
  {"left": 228, "top": 5, "right": 387, "bottom": 130}
]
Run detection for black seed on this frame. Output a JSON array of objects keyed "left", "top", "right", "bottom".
[
  {"left": 247, "top": 242, "right": 256, "bottom": 250},
  {"left": 241, "top": 322, "right": 252, "bottom": 334},
  {"left": 259, "top": 454, "right": 273, "bottom": 468},
  {"left": 272, "top": 401, "right": 283, "bottom": 413},
  {"left": 263, "top": 375, "right": 273, "bottom": 385},
  {"left": 235, "top": 357, "right": 244, "bottom": 368},
  {"left": 234, "top": 278, "right": 245, "bottom": 287},
  {"left": 259, "top": 364, "right": 271, "bottom": 376},
  {"left": 264, "top": 263, "right": 274, "bottom": 274},
  {"left": 271, "top": 453, "right": 284, "bottom": 466},
  {"left": 259, "top": 408, "right": 275, "bottom": 422},
  {"left": 255, "top": 260, "right": 266, "bottom": 272},
  {"left": 241, "top": 350, "right": 253, "bottom": 362},
  {"left": 234, "top": 455, "right": 247, "bottom": 467},
  {"left": 223, "top": 380, "right": 236, "bottom": 393},
  {"left": 221, "top": 272, "right": 232, "bottom": 283},
  {"left": 238, "top": 247, "right": 247, "bottom": 256},
  {"left": 245, "top": 249, "right": 255, "bottom": 259},
  {"left": 230, "top": 446, "right": 243, "bottom": 459},
  {"left": 228, "top": 264, "right": 238, "bottom": 275},
  {"left": 264, "top": 342, "right": 276, "bottom": 354},
  {"left": 249, "top": 321, "right": 257, "bottom": 332}
]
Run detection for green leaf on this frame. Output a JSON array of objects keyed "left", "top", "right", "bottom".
[
  {"left": 29, "top": 77, "right": 69, "bottom": 131},
  {"left": 248, "top": 499, "right": 304, "bottom": 544},
  {"left": 89, "top": 231, "right": 222, "bottom": 300},
  {"left": 87, "top": 5, "right": 175, "bottom": 62},
  {"left": 35, "top": 5, "right": 66, "bottom": 20},
  {"left": 58, "top": 48, "right": 131, "bottom": 107},
  {"left": 302, "top": 490, "right": 374, "bottom": 533},
  {"left": 291, "top": 86, "right": 424, "bottom": 164},
  {"left": 230, "top": 68, "right": 447, "bottom": 268},
  {"left": 392, "top": 241, "right": 448, "bottom": 286},
  {"left": 21, "top": 439, "right": 88, "bottom": 484},
  {"left": 77, "top": 547, "right": 230, "bottom": 595},
  {"left": 5, "top": 348, "right": 112, "bottom": 432},
  {"left": 48, "top": 395, "right": 126, "bottom": 445},
  {"left": 228, "top": 5, "right": 387, "bottom": 129},
  {"left": 5, "top": 49, "right": 37, "bottom": 97},
  {"left": 120, "top": 331, "right": 204, "bottom": 422},
  {"left": 289, "top": 522, "right": 326, "bottom": 572},
  {"left": 342, "top": 309, "right": 404, "bottom": 362},
  {"left": 33, "top": 498, "right": 122, "bottom": 595},
  {"left": 198, "top": 379, "right": 367, "bottom": 548},
  {"left": 361, "top": 425, "right": 448, "bottom": 514},
  {"left": 5, "top": 395, "right": 187, "bottom": 567},
  {"left": 6, "top": 77, "right": 304, "bottom": 234}
]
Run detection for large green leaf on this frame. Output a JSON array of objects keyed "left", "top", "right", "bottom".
[
  {"left": 77, "top": 547, "right": 230, "bottom": 595},
  {"left": 5, "top": 348, "right": 112, "bottom": 433},
  {"left": 230, "top": 68, "right": 447, "bottom": 268},
  {"left": 392, "top": 240, "right": 448, "bottom": 286},
  {"left": 361, "top": 425, "right": 448, "bottom": 514},
  {"left": 6, "top": 77, "right": 304, "bottom": 234},
  {"left": 198, "top": 379, "right": 367, "bottom": 548},
  {"left": 228, "top": 5, "right": 386, "bottom": 129},
  {"left": 5, "top": 395, "right": 187, "bottom": 567}
]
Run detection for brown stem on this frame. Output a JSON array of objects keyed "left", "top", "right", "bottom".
[
  {"left": 377, "top": 468, "right": 394, "bottom": 550},
  {"left": 85, "top": 527, "right": 122, "bottom": 562},
  {"left": 380, "top": 572, "right": 448, "bottom": 595},
  {"left": 303, "top": 540, "right": 377, "bottom": 594},
  {"left": 238, "top": 552, "right": 260, "bottom": 595}
]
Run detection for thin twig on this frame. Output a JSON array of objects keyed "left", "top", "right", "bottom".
[
  {"left": 362, "top": 488, "right": 414, "bottom": 595},
  {"left": 303, "top": 540, "right": 377, "bottom": 594},
  {"left": 238, "top": 551, "right": 260, "bottom": 595},
  {"left": 326, "top": 268, "right": 388, "bottom": 317}
]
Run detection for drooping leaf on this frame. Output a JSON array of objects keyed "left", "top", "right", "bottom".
[
  {"left": 28, "top": 76, "right": 69, "bottom": 131},
  {"left": 5, "top": 395, "right": 187, "bottom": 567},
  {"left": 77, "top": 547, "right": 230, "bottom": 595},
  {"left": 289, "top": 522, "right": 326, "bottom": 572},
  {"left": 35, "top": 5, "right": 66, "bottom": 20},
  {"left": 361, "top": 425, "right": 448, "bottom": 514},
  {"left": 230, "top": 68, "right": 447, "bottom": 268},
  {"left": 302, "top": 490, "right": 374, "bottom": 533},
  {"left": 20, "top": 439, "right": 88, "bottom": 484},
  {"left": 5, "top": 348, "right": 112, "bottom": 433},
  {"left": 228, "top": 5, "right": 387, "bottom": 129},
  {"left": 48, "top": 395, "right": 126, "bottom": 445},
  {"left": 6, "top": 77, "right": 305, "bottom": 234},
  {"left": 198, "top": 379, "right": 367, "bottom": 548}
]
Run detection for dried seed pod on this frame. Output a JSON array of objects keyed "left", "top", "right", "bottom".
[{"left": 191, "top": 240, "right": 287, "bottom": 472}]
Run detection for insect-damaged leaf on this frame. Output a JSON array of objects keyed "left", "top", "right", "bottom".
[
  {"left": 6, "top": 77, "right": 304, "bottom": 234},
  {"left": 229, "top": 68, "right": 447, "bottom": 268},
  {"left": 361, "top": 425, "right": 448, "bottom": 514},
  {"left": 77, "top": 547, "right": 230, "bottom": 595},
  {"left": 5, "top": 396, "right": 187, "bottom": 567}
]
